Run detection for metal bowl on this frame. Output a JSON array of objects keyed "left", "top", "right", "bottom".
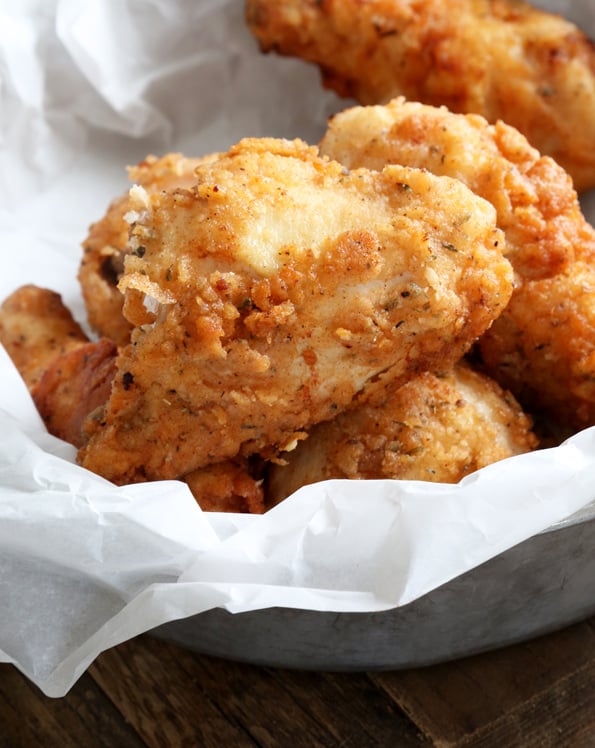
[{"left": 153, "top": 501, "right": 595, "bottom": 670}]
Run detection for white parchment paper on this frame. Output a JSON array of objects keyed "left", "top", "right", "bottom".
[{"left": 1, "top": 0, "right": 595, "bottom": 697}]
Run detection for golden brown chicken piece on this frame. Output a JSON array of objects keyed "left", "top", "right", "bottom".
[
  {"left": 78, "top": 137, "right": 512, "bottom": 485},
  {"left": 79, "top": 153, "right": 215, "bottom": 346},
  {"left": 266, "top": 362, "right": 538, "bottom": 504},
  {"left": 319, "top": 98, "right": 595, "bottom": 430},
  {"left": 0, "top": 284, "right": 264, "bottom": 510},
  {"left": 0, "top": 285, "right": 117, "bottom": 445},
  {"left": 34, "top": 338, "right": 118, "bottom": 447},
  {"left": 0, "top": 284, "right": 88, "bottom": 391},
  {"left": 184, "top": 460, "right": 265, "bottom": 513},
  {"left": 246, "top": 0, "right": 595, "bottom": 192}
]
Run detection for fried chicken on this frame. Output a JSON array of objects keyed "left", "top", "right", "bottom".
[
  {"left": 319, "top": 98, "right": 595, "bottom": 430},
  {"left": 184, "top": 460, "right": 265, "bottom": 513},
  {"left": 0, "top": 285, "right": 265, "bottom": 511},
  {"left": 0, "top": 285, "right": 117, "bottom": 446},
  {"left": 79, "top": 153, "right": 215, "bottom": 347},
  {"left": 266, "top": 362, "right": 538, "bottom": 505},
  {"left": 246, "top": 0, "right": 595, "bottom": 192},
  {"left": 0, "top": 284, "right": 89, "bottom": 391},
  {"left": 78, "top": 137, "right": 512, "bottom": 485}
]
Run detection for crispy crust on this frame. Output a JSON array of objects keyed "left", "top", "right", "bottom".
[
  {"left": 319, "top": 98, "right": 595, "bottom": 429},
  {"left": 0, "top": 284, "right": 265, "bottom": 512},
  {"left": 0, "top": 285, "right": 88, "bottom": 391},
  {"left": 266, "top": 362, "right": 538, "bottom": 504},
  {"left": 78, "top": 137, "right": 511, "bottom": 484},
  {"left": 184, "top": 460, "right": 265, "bottom": 513},
  {"left": 79, "top": 153, "right": 216, "bottom": 347},
  {"left": 247, "top": 0, "right": 595, "bottom": 191}
]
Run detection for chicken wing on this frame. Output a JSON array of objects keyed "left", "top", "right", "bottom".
[
  {"left": 319, "top": 98, "right": 595, "bottom": 430},
  {"left": 246, "top": 0, "right": 595, "bottom": 192},
  {"left": 266, "top": 362, "right": 538, "bottom": 505},
  {"left": 79, "top": 153, "right": 215, "bottom": 347},
  {"left": 78, "top": 137, "right": 512, "bottom": 485}
]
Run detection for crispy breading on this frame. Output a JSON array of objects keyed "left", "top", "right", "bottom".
[
  {"left": 34, "top": 338, "right": 118, "bottom": 447},
  {"left": 0, "top": 284, "right": 263, "bottom": 511},
  {"left": 319, "top": 98, "right": 595, "bottom": 429},
  {"left": 266, "top": 362, "right": 538, "bottom": 504},
  {"left": 246, "top": 0, "right": 595, "bottom": 191},
  {"left": 78, "top": 137, "right": 512, "bottom": 485},
  {"left": 0, "top": 285, "right": 117, "bottom": 445},
  {"left": 0, "top": 285, "right": 88, "bottom": 391},
  {"left": 79, "top": 153, "right": 215, "bottom": 347},
  {"left": 480, "top": 262, "right": 595, "bottom": 431},
  {"left": 184, "top": 460, "right": 265, "bottom": 513}
]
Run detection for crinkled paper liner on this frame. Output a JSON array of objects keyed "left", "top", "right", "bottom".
[{"left": 0, "top": 0, "right": 594, "bottom": 696}]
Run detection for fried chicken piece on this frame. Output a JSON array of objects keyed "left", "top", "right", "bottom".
[
  {"left": 35, "top": 338, "right": 118, "bottom": 447},
  {"left": 79, "top": 153, "right": 215, "bottom": 346},
  {"left": 266, "top": 362, "right": 538, "bottom": 504},
  {"left": 0, "top": 284, "right": 88, "bottom": 391},
  {"left": 0, "top": 284, "right": 263, "bottom": 511},
  {"left": 319, "top": 98, "right": 595, "bottom": 429},
  {"left": 246, "top": 0, "right": 595, "bottom": 192},
  {"left": 481, "top": 262, "right": 595, "bottom": 431},
  {"left": 0, "top": 285, "right": 117, "bottom": 445},
  {"left": 184, "top": 459, "right": 265, "bottom": 513},
  {"left": 78, "top": 137, "right": 512, "bottom": 485}
]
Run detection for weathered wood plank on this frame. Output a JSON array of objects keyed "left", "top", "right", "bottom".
[
  {"left": 0, "top": 665, "right": 145, "bottom": 748},
  {"left": 90, "top": 637, "right": 257, "bottom": 748},
  {"left": 5, "top": 617, "right": 595, "bottom": 747},
  {"left": 0, "top": 636, "right": 425, "bottom": 748},
  {"left": 93, "top": 635, "right": 425, "bottom": 748},
  {"left": 263, "top": 667, "right": 428, "bottom": 746},
  {"left": 171, "top": 639, "right": 428, "bottom": 747},
  {"left": 455, "top": 656, "right": 595, "bottom": 748},
  {"left": 371, "top": 619, "right": 595, "bottom": 746}
]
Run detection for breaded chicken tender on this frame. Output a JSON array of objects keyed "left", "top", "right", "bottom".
[
  {"left": 246, "top": 0, "right": 595, "bottom": 191},
  {"left": 78, "top": 137, "right": 512, "bottom": 485},
  {"left": 0, "top": 284, "right": 264, "bottom": 511},
  {"left": 33, "top": 339, "right": 118, "bottom": 448},
  {"left": 319, "top": 98, "right": 595, "bottom": 429},
  {"left": 266, "top": 362, "right": 538, "bottom": 505},
  {"left": 79, "top": 153, "right": 215, "bottom": 347},
  {"left": 0, "top": 285, "right": 117, "bottom": 445},
  {"left": 0, "top": 285, "right": 88, "bottom": 391}
]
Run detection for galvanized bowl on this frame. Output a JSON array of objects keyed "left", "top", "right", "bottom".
[{"left": 153, "top": 501, "right": 595, "bottom": 670}]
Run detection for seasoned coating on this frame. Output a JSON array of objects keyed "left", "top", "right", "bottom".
[
  {"left": 0, "top": 285, "right": 117, "bottom": 444},
  {"left": 319, "top": 98, "right": 595, "bottom": 429},
  {"left": 0, "top": 285, "right": 88, "bottom": 391},
  {"left": 266, "top": 362, "right": 538, "bottom": 505},
  {"left": 78, "top": 137, "right": 512, "bottom": 485},
  {"left": 35, "top": 338, "right": 118, "bottom": 447},
  {"left": 480, "top": 262, "right": 595, "bottom": 430},
  {"left": 79, "top": 191, "right": 132, "bottom": 347},
  {"left": 79, "top": 153, "right": 214, "bottom": 346},
  {"left": 184, "top": 460, "right": 265, "bottom": 513},
  {"left": 246, "top": 0, "right": 595, "bottom": 192},
  {"left": 0, "top": 284, "right": 262, "bottom": 511}
]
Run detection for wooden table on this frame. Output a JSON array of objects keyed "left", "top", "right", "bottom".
[{"left": 2, "top": 615, "right": 595, "bottom": 747}]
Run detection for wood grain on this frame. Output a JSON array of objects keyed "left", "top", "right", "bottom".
[
  {"left": 371, "top": 619, "right": 595, "bottom": 746},
  {"left": 91, "top": 636, "right": 426, "bottom": 747},
  {"left": 0, "top": 667, "right": 144, "bottom": 748},
  {"left": 3, "top": 618, "right": 595, "bottom": 746}
]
